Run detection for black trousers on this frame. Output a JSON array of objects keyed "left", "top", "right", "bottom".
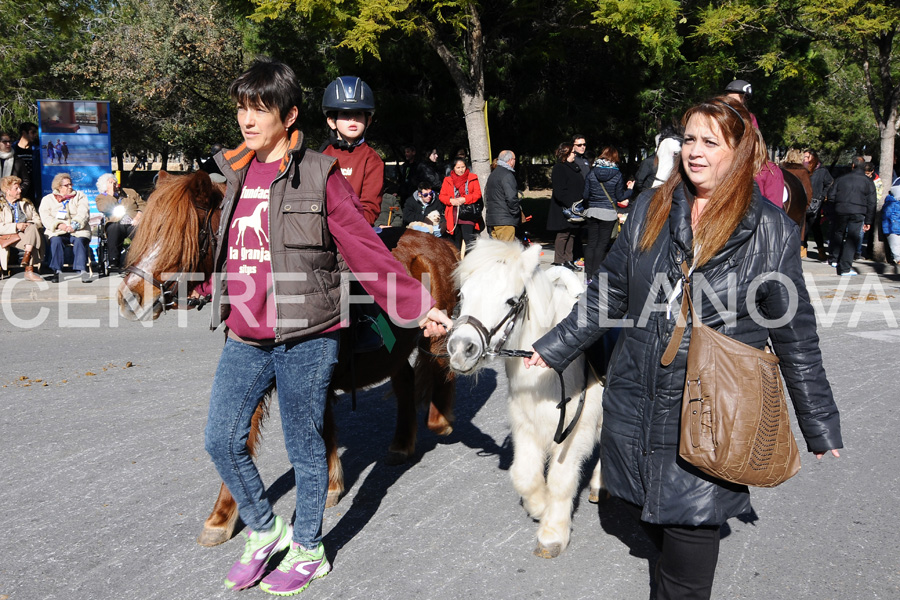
[
  {"left": 553, "top": 230, "right": 576, "bottom": 263},
  {"left": 804, "top": 209, "right": 827, "bottom": 260},
  {"left": 829, "top": 213, "right": 865, "bottom": 274},
  {"left": 584, "top": 218, "right": 616, "bottom": 279},
  {"left": 105, "top": 221, "right": 135, "bottom": 268},
  {"left": 625, "top": 502, "right": 721, "bottom": 600},
  {"left": 452, "top": 222, "right": 478, "bottom": 250}
]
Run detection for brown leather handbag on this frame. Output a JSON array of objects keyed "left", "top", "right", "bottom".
[
  {"left": 662, "top": 262, "right": 801, "bottom": 488},
  {"left": 0, "top": 233, "right": 21, "bottom": 249}
]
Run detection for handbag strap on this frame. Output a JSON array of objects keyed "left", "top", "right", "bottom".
[
  {"left": 660, "top": 261, "right": 693, "bottom": 366},
  {"left": 598, "top": 181, "right": 614, "bottom": 205}
]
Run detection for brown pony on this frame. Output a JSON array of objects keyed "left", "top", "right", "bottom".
[{"left": 117, "top": 171, "right": 459, "bottom": 546}]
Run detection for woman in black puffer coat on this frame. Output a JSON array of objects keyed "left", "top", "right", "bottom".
[
  {"left": 525, "top": 97, "right": 842, "bottom": 600},
  {"left": 548, "top": 142, "right": 586, "bottom": 269},
  {"left": 582, "top": 146, "right": 632, "bottom": 278}
]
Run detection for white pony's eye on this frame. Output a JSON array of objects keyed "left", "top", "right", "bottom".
[{"left": 506, "top": 298, "right": 517, "bottom": 306}]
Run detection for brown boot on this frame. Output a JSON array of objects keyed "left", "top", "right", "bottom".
[
  {"left": 24, "top": 265, "right": 42, "bottom": 282},
  {"left": 20, "top": 249, "right": 32, "bottom": 267}
]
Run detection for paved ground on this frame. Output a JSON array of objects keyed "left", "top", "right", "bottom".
[{"left": 1, "top": 247, "right": 898, "bottom": 600}]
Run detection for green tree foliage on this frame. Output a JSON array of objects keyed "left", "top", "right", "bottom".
[
  {"left": 0, "top": 0, "right": 94, "bottom": 133},
  {"left": 248, "top": 0, "right": 504, "bottom": 182},
  {"left": 59, "top": 0, "right": 248, "bottom": 164}
]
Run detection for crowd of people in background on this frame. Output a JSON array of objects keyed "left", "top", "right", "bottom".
[{"left": 2, "top": 102, "right": 898, "bottom": 285}]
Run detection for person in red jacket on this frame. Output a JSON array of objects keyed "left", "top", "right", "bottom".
[
  {"left": 439, "top": 156, "right": 483, "bottom": 249},
  {"left": 320, "top": 76, "right": 384, "bottom": 225}
]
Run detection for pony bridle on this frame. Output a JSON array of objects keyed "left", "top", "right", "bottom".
[
  {"left": 454, "top": 290, "right": 530, "bottom": 359},
  {"left": 124, "top": 202, "right": 218, "bottom": 314},
  {"left": 454, "top": 287, "right": 589, "bottom": 445}
]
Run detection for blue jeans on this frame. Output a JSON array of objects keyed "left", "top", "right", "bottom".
[
  {"left": 48, "top": 234, "right": 89, "bottom": 272},
  {"left": 205, "top": 333, "right": 339, "bottom": 546}
]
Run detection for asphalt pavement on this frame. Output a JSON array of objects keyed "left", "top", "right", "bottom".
[{"left": 1, "top": 249, "right": 899, "bottom": 600}]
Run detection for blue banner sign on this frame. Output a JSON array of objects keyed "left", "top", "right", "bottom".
[{"left": 37, "top": 100, "right": 112, "bottom": 256}]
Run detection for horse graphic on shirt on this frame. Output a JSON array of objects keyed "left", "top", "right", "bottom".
[{"left": 232, "top": 201, "right": 269, "bottom": 246}]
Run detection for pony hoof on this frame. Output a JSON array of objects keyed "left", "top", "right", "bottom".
[
  {"left": 588, "top": 488, "right": 610, "bottom": 504},
  {"left": 533, "top": 542, "right": 562, "bottom": 559},
  {"left": 428, "top": 423, "right": 454, "bottom": 436},
  {"left": 325, "top": 489, "right": 343, "bottom": 508},
  {"left": 197, "top": 526, "right": 232, "bottom": 547},
  {"left": 385, "top": 450, "right": 411, "bottom": 466}
]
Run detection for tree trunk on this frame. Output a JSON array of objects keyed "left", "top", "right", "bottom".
[
  {"left": 872, "top": 112, "right": 897, "bottom": 263},
  {"left": 460, "top": 92, "right": 491, "bottom": 186},
  {"left": 160, "top": 149, "right": 169, "bottom": 172},
  {"left": 866, "top": 28, "right": 899, "bottom": 263}
]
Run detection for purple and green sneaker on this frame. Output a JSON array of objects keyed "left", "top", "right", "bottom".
[
  {"left": 224, "top": 515, "right": 292, "bottom": 591},
  {"left": 258, "top": 541, "right": 330, "bottom": 596}
]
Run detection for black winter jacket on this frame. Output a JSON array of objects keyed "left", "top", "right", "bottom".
[
  {"left": 583, "top": 164, "right": 630, "bottom": 210},
  {"left": 809, "top": 166, "right": 833, "bottom": 200},
  {"left": 402, "top": 191, "right": 443, "bottom": 227},
  {"left": 533, "top": 185, "right": 843, "bottom": 526},
  {"left": 547, "top": 161, "right": 585, "bottom": 232},
  {"left": 827, "top": 169, "right": 877, "bottom": 225},
  {"left": 483, "top": 165, "right": 521, "bottom": 227}
]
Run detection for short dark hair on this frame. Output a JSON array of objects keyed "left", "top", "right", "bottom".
[
  {"left": 864, "top": 161, "right": 876, "bottom": 173},
  {"left": 18, "top": 122, "right": 37, "bottom": 135},
  {"left": 572, "top": 134, "right": 586, "bottom": 143},
  {"left": 417, "top": 181, "right": 432, "bottom": 191},
  {"left": 229, "top": 57, "right": 300, "bottom": 129},
  {"left": 851, "top": 156, "right": 865, "bottom": 170}
]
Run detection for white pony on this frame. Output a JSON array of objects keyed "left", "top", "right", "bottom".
[{"left": 447, "top": 239, "right": 604, "bottom": 558}]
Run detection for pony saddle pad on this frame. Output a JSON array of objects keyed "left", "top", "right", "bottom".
[{"left": 348, "top": 280, "right": 396, "bottom": 354}]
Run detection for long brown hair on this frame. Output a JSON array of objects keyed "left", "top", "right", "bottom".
[{"left": 639, "top": 96, "right": 765, "bottom": 267}]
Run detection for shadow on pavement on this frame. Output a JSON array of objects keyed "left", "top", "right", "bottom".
[{"left": 252, "top": 368, "right": 506, "bottom": 559}]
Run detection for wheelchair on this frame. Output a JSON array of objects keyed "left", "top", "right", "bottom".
[{"left": 89, "top": 214, "right": 111, "bottom": 277}]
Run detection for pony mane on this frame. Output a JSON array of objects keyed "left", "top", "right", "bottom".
[
  {"left": 453, "top": 238, "right": 533, "bottom": 291},
  {"left": 126, "top": 172, "right": 221, "bottom": 276}
]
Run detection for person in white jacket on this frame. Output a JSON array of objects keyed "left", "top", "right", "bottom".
[{"left": 39, "top": 172, "right": 92, "bottom": 283}]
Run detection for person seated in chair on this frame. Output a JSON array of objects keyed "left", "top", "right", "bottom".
[
  {"left": 0, "top": 175, "right": 43, "bottom": 281},
  {"left": 39, "top": 173, "right": 92, "bottom": 283},
  {"left": 402, "top": 181, "right": 443, "bottom": 235},
  {"left": 95, "top": 173, "right": 145, "bottom": 271}
]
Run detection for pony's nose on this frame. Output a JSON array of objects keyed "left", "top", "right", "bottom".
[
  {"left": 447, "top": 336, "right": 480, "bottom": 362},
  {"left": 118, "top": 286, "right": 143, "bottom": 321}
]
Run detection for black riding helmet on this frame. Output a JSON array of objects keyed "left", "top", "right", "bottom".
[
  {"left": 322, "top": 76, "right": 376, "bottom": 115},
  {"left": 724, "top": 79, "right": 752, "bottom": 98}
]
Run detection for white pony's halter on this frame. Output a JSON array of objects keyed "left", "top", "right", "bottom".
[
  {"left": 453, "top": 287, "right": 589, "bottom": 444},
  {"left": 454, "top": 290, "right": 530, "bottom": 359}
]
